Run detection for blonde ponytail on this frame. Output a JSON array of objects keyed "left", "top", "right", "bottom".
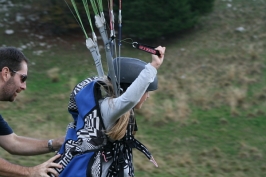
[
  {"left": 106, "top": 111, "right": 130, "bottom": 140},
  {"left": 101, "top": 77, "right": 133, "bottom": 140}
]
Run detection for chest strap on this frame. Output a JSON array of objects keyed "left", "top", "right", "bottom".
[{"left": 105, "top": 112, "right": 157, "bottom": 177}]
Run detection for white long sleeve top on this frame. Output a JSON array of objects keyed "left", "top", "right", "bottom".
[{"left": 99, "top": 63, "right": 157, "bottom": 176}]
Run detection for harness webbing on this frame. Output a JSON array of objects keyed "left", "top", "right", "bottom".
[{"left": 105, "top": 111, "right": 157, "bottom": 177}]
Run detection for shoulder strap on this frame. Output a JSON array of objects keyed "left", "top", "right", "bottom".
[
  {"left": 51, "top": 78, "right": 108, "bottom": 177},
  {"left": 106, "top": 110, "right": 157, "bottom": 177}
]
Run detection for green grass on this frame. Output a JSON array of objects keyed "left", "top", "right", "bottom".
[
  {"left": 134, "top": 106, "right": 266, "bottom": 176},
  {"left": 0, "top": 0, "right": 266, "bottom": 177}
]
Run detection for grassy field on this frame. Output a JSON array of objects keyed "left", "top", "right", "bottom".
[{"left": 1, "top": 0, "right": 266, "bottom": 176}]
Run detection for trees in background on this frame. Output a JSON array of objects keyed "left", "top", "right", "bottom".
[
  {"left": 5, "top": 0, "right": 215, "bottom": 39},
  {"left": 121, "top": 0, "right": 215, "bottom": 39}
]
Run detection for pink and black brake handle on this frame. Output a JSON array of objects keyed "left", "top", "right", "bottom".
[{"left": 132, "top": 42, "right": 161, "bottom": 57}]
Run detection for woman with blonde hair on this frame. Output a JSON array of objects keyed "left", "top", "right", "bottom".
[{"left": 52, "top": 46, "right": 166, "bottom": 177}]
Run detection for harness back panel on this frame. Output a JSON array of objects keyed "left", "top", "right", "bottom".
[{"left": 51, "top": 77, "right": 157, "bottom": 177}]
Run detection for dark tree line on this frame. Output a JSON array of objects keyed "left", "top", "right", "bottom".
[
  {"left": 121, "top": 0, "right": 214, "bottom": 39},
  {"left": 8, "top": 0, "right": 215, "bottom": 40}
]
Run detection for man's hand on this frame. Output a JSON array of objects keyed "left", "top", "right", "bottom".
[{"left": 28, "top": 154, "right": 62, "bottom": 177}]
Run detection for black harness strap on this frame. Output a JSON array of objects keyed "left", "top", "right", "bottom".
[{"left": 106, "top": 111, "right": 154, "bottom": 177}]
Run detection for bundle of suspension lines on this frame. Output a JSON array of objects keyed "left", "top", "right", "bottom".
[{"left": 64, "top": 0, "right": 160, "bottom": 96}]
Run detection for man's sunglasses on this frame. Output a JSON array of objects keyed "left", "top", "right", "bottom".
[{"left": 9, "top": 68, "right": 27, "bottom": 83}]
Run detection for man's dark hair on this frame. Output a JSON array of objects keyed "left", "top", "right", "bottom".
[{"left": 0, "top": 47, "right": 29, "bottom": 71}]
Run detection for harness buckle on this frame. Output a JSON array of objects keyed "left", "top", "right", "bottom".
[
  {"left": 102, "top": 151, "right": 108, "bottom": 162},
  {"left": 118, "top": 157, "right": 124, "bottom": 164}
]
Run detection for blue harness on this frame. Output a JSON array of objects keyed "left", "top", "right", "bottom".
[{"left": 51, "top": 77, "right": 156, "bottom": 177}]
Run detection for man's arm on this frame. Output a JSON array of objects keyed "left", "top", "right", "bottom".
[
  {"left": 0, "top": 133, "right": 64, "bottom": 176},
  {"left": 0, "top": 158, "right": 30, "bottom": 177},
  {"left": 0, "top": 133, "right": 64, "bottom": 155},
  {"left": 0, "top": 155, "right": 62, "bottom": 177}
]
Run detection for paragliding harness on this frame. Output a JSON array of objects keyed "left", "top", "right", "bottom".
[
  {"left": 51, "top": 77, "right": 157, "bottom": 177},
  {"left": 51, "top": 1, "right": 159, "bottom": 176}
]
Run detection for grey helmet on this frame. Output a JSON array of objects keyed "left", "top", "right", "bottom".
[{"left": 108, "top": 57, "right": 158, "bottom": 92}]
